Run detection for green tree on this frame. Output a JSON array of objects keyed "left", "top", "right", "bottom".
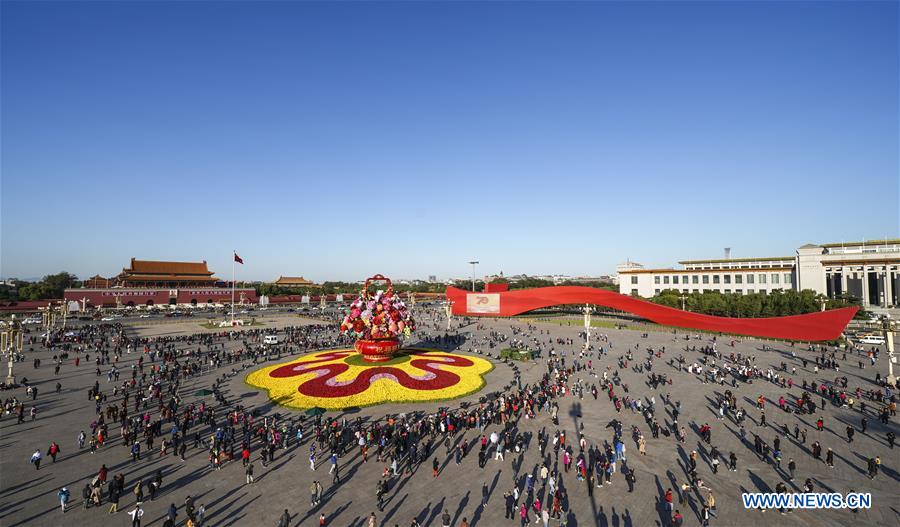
[{"left": 17, "top": 272, "right": 78, "bottom": 300}]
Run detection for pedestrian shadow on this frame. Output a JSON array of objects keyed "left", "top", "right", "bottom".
[
  {"left": 470, "top": 469, "right": 501, "bottom": 527},
  {"left": 832, "top": 450, "right": 866, "bottom": 476},
  {"left": 0, "top": 473, "right": 54, "bottom": 502},
  {"left": 321, "top": 501, "right": 351, "bottom": 527},
  {"left": 747, "top": 469, "right": 772, "bottom": 493},
  {"left": 852, "top": 451, "right": 900, "bottom": 483},
  {"left": 450, "top": 490, "right": 470, "bottom": 527},
  {"left": 382, "top": 492, "right": 407, "bottom": 525},
  {"left": 415, "top": 500, "right": 433, "bottom": 524},
  {"left": 424, "top": 496, "right": 445, "bottom": 527}
]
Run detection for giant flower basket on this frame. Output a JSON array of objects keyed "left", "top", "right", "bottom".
[{"left": 340, "top": 274, "right": 416, "bottom": 362}]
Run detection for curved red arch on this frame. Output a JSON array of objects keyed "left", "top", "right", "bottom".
[{"left": 445, "top": 286, "right": 856, "bottom": 342}]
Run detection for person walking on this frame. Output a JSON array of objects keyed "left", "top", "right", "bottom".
[
  {"left": 706, "top": 490, "right": 716, "bottom": 517},
  {"left": 129, "top": 504, "right": 144, "bottom": 527},
  {"left": 108, "top": 484, "right": 120, "bottom": 514},
  {"left": 278, "top": 509, "right": 291, "bottom": 527},
  {"left": 58, "top": 487, "right": 70, "bottom": 514},
  {"left": 30, "top": 449, "right": 42, "bottom": 470},
  {"left": 246, "top": 462, "right": 254, "bottom": 485},
  {"left": 48, "top": 442, "right": 61, "bottom": 462},
  {"left": 166, "top": 503, "right": 178, "bottom": 525},
  {"left": 626, "top": 469, "right": 636, "bottom": 492}
]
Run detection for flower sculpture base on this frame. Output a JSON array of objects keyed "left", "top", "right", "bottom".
[{"left": 354, "top": 338, "right": 401, "bottom": 363}]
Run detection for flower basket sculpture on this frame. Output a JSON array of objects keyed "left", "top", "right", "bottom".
[{"left": 340, "top": 274, "right": 416, "bottom": 362}]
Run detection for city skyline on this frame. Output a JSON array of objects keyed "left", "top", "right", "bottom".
[
  {"left": 2, "top": 1, "right": 898, "bottom": 282},
  {"left": 3, "top": 237, "right": 896, "bottom": 285}
]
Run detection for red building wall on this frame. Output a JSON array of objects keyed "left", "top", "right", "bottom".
[
  {"left": 176, "top": 288, "right": 258, "bottom": 304},
  {"left": 64, "top": 288, "right": 258, "bottom": 307}
]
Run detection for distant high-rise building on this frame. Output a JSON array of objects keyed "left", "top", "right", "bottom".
[{"left": 428, "top": 275, "right": 437, "bottom": 283}]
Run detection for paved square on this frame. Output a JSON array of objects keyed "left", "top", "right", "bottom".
[{"left": 1, "top": 309, "right": 897, "bottom": 527}]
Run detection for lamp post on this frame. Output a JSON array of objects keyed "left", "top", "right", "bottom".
[
  {"left": 883, "top": 315, "right": 896, "bottom": 386},
  {"left": 583, "top": 304, "right": 592, "bottom": 351},
  {"left": 2, "top": 315, "right": 24, "bottom": 386},
  {"left": 468, "top": 260, "right": 479, "bottom": 292},
  {"left": 43, "top": 303, "right": 56, "bottom": 347},
  {"left": 679, "top": 294, "right": 687, "bottom": 311},
  {"left": 445, "top": 301, "right": 454, "bottom": 331}
]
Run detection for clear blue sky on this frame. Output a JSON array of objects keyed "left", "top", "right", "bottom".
[{"left": 2, "top": 1, "right": 897, "bottom": 282}]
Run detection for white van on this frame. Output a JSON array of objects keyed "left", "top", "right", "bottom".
[
  {"left": 858, "top": 335, "right": 885, "bottom": 345},
  {"left": 264, "top": 335, "right": 279, "bottom": 345}
]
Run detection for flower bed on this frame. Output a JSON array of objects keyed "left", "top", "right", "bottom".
[
  {"left": 245, "top": 348, "right": 493, "bottom": 410},
  {"left": 500, "top": 348, "right": 533, "bottom": 361}
]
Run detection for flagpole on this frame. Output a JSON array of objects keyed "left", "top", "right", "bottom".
[{"left": 231, "top": 251, "right": 236, "bottom": 326}]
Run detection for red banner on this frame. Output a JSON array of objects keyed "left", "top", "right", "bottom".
[{"left": 445, "top": 286, "right": 856, "bottom": 342}]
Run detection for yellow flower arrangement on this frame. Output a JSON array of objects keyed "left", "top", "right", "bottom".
[{"left": 245, "top": 348, "right": 493, "bottom": 410}]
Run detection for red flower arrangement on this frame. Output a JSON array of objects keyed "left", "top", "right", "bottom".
[{"left": 339, "top": 274, "right": 416, "bottom": 362}]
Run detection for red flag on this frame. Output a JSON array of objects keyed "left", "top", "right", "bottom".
[{"left": 234, "top": 253, "right": 243, "bottom": 264}]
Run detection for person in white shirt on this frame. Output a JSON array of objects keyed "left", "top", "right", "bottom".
[
  {"left": 30, "top": 449, "right": 42, "bottom": 470},
  {"left": 129, "top": 504, "right": 144, "bottom": 527}
]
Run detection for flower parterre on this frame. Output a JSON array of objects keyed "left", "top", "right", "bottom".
[
  {"left": 245, "top": 348, "right": 493, "bottom": 410},
  {"left": 339, "top": 289, "right": 416, "bottom": 340}
]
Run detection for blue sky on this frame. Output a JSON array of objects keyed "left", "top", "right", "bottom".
[{"left": 2, "top": 1, "right": 897, "bottom": 282}]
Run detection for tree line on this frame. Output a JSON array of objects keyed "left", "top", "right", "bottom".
[
  {"left": 2, "top": 272, "right": 79, "bottom": 301},
  {"left": 647, "top": 288, "right": 866, "bottom": 318}
]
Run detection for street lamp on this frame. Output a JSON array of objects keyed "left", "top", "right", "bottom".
[
  {"left": 468, "top": 260, "right": 479, "bottom": 292},
  {"left": 2, "top": 315, "right": 24, "bottom": 386},
  {"left": 679, "top": 294, "right": 687, "bottom": 311},
  {"left": 883, "top": 315, "right": 896, "bottom": 386},
  {"left": 583, "top": 304, "right": 593, "bottom": 350},
  {"left": 445, "top": 300, "right": 454, "bottom": 331}
]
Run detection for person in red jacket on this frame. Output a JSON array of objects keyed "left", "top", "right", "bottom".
[
  {"left": 48, "top": 442, "right": 61, "bottom": 462},
  {"left": 665, "top": 488, "right": 674, "bottom": 512}
]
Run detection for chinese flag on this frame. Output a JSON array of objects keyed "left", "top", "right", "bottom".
[{"left": 234, "top": 253, "right": 243, "bottom": 264}]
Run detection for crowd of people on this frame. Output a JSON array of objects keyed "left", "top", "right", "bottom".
[{"left": 1, "top": 306, "right": 896, "bottom": 527}]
